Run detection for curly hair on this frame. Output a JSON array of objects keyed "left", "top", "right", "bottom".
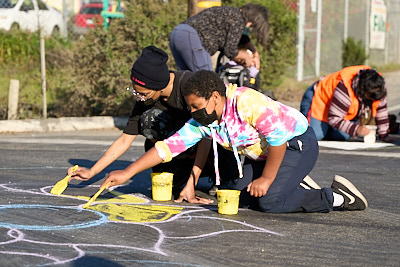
[
  {"left": 240, "top": 3, "right": 270, "bottom": 47},
  {"left": 182, "top": 70, "right": 226, "bottom": 99},
  {"left": 355, "top": 69, "right": 386, "bottom": 100}
]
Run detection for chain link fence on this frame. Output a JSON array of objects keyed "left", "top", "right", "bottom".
[{"left": 297, "top": 0, "right": 400, "bottom": 81}]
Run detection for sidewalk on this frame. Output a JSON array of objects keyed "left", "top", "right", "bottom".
[
  {"left": 0, "top": 116, "right": 128, "bottom": 134},
  {"left": 1, "top": 70, "right": 399, "bottom": 134}
]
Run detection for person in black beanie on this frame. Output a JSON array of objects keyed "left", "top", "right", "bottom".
[
  {"left": 67, "top": 46, "right": 238, "bottom": 203},
  {"left": 130, "top": 45, "right": 170, "bottom": 90}
]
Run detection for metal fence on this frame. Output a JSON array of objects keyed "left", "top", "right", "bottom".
[{"left": 297, "top": 0, "right": 400, "bottom": 81}]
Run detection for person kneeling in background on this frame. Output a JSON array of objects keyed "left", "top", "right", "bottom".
[{"left": 101, "top": 70, "right": 368, "bottom": 213}]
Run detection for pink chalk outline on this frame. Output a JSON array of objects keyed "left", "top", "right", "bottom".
[{"left": 0, "top": 183, "right": 282, "bottom": 265}]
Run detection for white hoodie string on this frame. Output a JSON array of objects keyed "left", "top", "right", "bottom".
[
  {"left": 209, "top": 123, "right": 243, "bottom": 186},
  {"left": 226, "top": 127, "right": 243, "bottom": 179},
  {"left": 209, "top": 126, "right": 221, "bottom": 185}
]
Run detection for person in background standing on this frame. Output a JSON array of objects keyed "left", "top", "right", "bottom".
[{"left": 169, "top": 3, "right": 269, "bottom": 72}]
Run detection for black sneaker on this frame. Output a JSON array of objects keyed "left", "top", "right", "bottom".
[
  {"left": 331, "top": 175, "right": 368, "bottom": 211},
  {"left": 299, "top": 175, "right": 321, "bottom": 190}
]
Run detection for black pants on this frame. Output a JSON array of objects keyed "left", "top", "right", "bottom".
[{"left": 221, "top": 128, "right": 334, "bottom": 213}]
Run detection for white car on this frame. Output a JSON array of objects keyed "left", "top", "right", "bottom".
[{"left": 0, "top": 0, "right": 65, "bottom": 36}]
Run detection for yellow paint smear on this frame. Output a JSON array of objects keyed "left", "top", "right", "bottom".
[
  {"left": 90, "top": 204, "right": 183, "bottom": 223},
  {"left": 65, "top": 190, "right": 147, "bottom": 204},
  {"left": 62, "top": 190, "right": 182, "bottom": 222}
]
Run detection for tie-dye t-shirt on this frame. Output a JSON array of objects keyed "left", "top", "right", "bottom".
[{"left": 155, "top": 85, "right": 308, "bottom": 163}]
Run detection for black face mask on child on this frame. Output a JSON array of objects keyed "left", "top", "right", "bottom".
[{"left": 191, "top": 108, "right": 218, "bottom": 125}]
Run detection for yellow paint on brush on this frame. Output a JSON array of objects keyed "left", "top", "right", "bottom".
[
  {"left": 50, "top": 165, "right": 78, "bottom": 195},
  {"left": 83, "top": 181, "right": 111, "bottom": 209}
]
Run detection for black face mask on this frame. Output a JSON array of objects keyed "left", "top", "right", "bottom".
[{"left": 191, "top": 108, "right": 218, "bottom": 125}]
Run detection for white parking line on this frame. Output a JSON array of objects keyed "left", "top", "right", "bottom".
[
  {"left": 0, "top": 138, "right": 144, "bottom": 146},
  {"left": 1, "top": 138, "right": 398, "bottom": 157},
  {"left": 320, "top": 149, "right": 400, "bottom": 158}
]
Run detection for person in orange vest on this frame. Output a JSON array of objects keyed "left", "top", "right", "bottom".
[{"left": 300, "top": 66, "right": 391, "bottom": 141}]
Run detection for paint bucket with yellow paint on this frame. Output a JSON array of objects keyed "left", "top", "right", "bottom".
[
  {"left": 151, "top": 172, "right": 173, "bottom": 201},
  {"left": 216, "top": 189, "right": 240, "bottom": 215}
]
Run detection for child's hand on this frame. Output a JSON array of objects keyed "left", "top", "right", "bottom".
[
  {"left": 247, "top": 177, "right": 271, "bottom": 197},
  {"left": 356, "top": 125, "right": 371, "bottom": 137},
  {"left": 175, "top": 184, "right": 214, "bottom": 204},
  {"left": 101, "top": 170, "right": 131, "bottom": 188},
  {"left": 69, "top": 166, "right": 92, "bottom": 181}
]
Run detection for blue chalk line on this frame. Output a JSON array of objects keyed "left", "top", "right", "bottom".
[{"left": 0, "top": 204, "right": 108, "bottom": 231}]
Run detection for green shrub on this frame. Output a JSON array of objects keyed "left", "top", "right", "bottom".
[
  {"left": 342, "top": 37, "right": 369, "bottom": 68},
  {"left": 0, "top": 31, "right": 71, "bottom": 119},
  {"left": 55, "top": 0, "right": 297, "bottom": 116},
  {"left": 0, "top": 31, "right": 40, "bottom": 66},
  {"left": 52, "top": 0, "right": 188, "bottom": 117},
  {"left": 1, "top": 0, "right": 298, "bottom": 118}
]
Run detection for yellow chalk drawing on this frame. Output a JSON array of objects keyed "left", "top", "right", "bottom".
[
  {"left": 90, "top": 204, "right": 183, "bottom": 223},
  {"left": 64, "top": 190, "right": 147, "bottom": 204},
  {"left": 63, "top": 189, "right": 182, "bottom": 223}
]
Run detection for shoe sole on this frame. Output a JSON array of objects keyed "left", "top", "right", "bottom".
[
  {"left": 300, "top": 175, "right": 321, "bottom": 190},
  {"left": 208, "top": 185, "right": 218, "bottom": 196},
  {"left": 334, "top": 175, "right": 368, "bottom": 208}
]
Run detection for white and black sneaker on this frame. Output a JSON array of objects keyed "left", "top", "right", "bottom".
[
  {"left": 299, "top": 175, "right": 321, "bottom": 190},
  {"left": 331, "top": 175, "right": 368, "bottom": 211}
]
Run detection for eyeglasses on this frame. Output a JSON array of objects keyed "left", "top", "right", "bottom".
[{"left": 126, "top": 87, "right": 155, "bottom": 101}]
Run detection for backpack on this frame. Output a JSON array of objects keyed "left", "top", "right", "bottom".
[{"left": 218, "top": 65, "right": 260, "bottom": 90}]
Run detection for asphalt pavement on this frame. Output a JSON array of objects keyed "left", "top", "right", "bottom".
[
  {"left": 0, "top": 71, "right": 399, "bottom": 266},
  {"left": 0, "top": 129, "right": 399, "bottom": 266}
]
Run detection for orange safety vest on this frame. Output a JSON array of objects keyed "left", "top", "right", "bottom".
[{"left": 310, "top": 65, "right": 380, "bottom": 123}]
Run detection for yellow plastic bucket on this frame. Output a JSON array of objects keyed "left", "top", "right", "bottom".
[
  {"left": 151, "top": 172, "right": 173, "bottom": 201},
  {"left": 216, "top": 189, "right": 241, "bottom": 215}
]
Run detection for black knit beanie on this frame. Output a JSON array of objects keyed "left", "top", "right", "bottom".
[{"left": 130, "top": 46, "right": 170, "bottom": 90}]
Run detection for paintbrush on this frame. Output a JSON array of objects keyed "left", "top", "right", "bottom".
[
  {"left": 50, "top": 165, "right": 78, "bottom": 195},
  {"left": 83, "top": 181, "right": 111, "bottom": 209}
]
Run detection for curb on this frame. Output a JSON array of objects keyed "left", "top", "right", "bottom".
[{"left": 0, "top": 116, "right": 128, "bottom": 134}]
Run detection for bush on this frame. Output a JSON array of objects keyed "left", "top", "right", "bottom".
[
  {"left": 0, "top": 31, "right": 71, "bottom": 119},
  {"left": 1, "top": 0, "right": 298, "bottom": 118},
  {"left": 52, "top": 0, "right": 187, "bottom": 117},
  {"left": 342, "top": 37, "right": 368, "bottom": 68}
]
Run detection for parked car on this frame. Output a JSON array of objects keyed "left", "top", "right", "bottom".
[
  {"left": 0, "top": 0, "right": 64, "bottom": 36},
  {"left": 73, "top": 3, "right": 104, "bottom": 35}
]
